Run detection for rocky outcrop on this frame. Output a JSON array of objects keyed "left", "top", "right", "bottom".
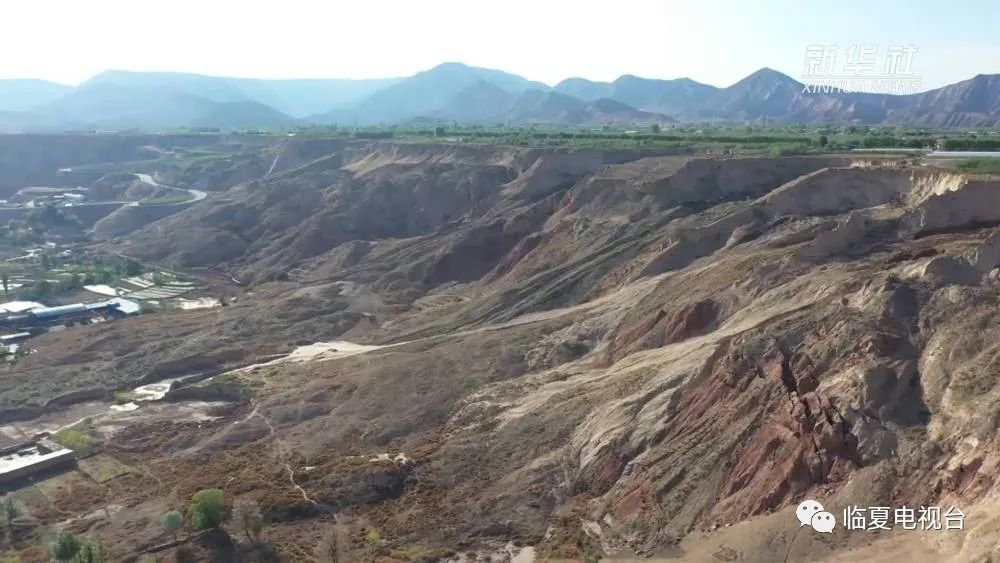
[
  {"left": 635, "top": 156, "right": 849, "bottom": 206},
  {"left": 966, "top": 229, "right": 1000, "bottom": 272},
  {"left": 795, "top": 211, "right": 875, "bottom": 259},
  {"left": 762, "top": 166, "right": 912, "bottom": 216},
  {"left": 606, "top": 299, "right": 718, "bottom": 363},
  {"left": 919, "top": 255, "right": 981, "bottom": 286},
  {"left": 906, "top": 176, "right": 1000, "bottom": 234},
  {"left": 638, "top": 209, "right": 763, "bottom": 277}
]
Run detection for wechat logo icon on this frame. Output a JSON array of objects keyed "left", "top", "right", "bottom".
[{"left": 796, "top": 500, "right": 836, "bottom": 533}]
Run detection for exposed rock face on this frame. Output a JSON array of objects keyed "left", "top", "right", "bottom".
[
  {"left": 606, "top": 299, "right": 718, "bottom": 363},
  {"left": 906, "top": 176, "right": 1000, "bottom": 234},
  {"left": 634, "top": 157, "right": 851, "bottom": 205},
  {"left": 796, "top": 211, "right": 874, "bottom": 259},
  {"left": 920, "top": 255, "right": 981, "bottom": 286},
  {"left": 966, "top": 229, "right": 1000, "bottom": 274},
  {"left": 762, "top": 166, "right": 912, "bottom": 216}
]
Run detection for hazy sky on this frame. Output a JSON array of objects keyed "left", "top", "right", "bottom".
[{"left": 3, "top": 0, "right": 999, "bottom": 89}]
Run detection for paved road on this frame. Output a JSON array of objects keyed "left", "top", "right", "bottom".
[
  {"left": 6, "top": 173, "right": 207, "bottom": 213},
  {"left": 134, "top": 173, "right": 207, "bottom": 204}
]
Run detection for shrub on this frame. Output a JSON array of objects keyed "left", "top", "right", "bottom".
[
  {"left": 769, "top": 143, "right": 811, "bottom": 157},
  {"left": 364, "top": 529, "right": 382, "bottom": 553},
  {"left": 77, "top": 539, "right": 106, "bottom": 563},
  {"left": 52, "top": 428, "right": 99, "bottom": 455},
  {"left": 50, "top": 531, "right": 82, "bottom": 562},
  {"left": 956, "top": 158, "right": 1000, "bottom": 175},
  {"left": 231, "top": 497, "right": 263, "bottom": 544},
  {"left": 162, "top": 510, "right": 183, "bottom": 540},
  {"left": 189, "top": 489, "right": 224, "bottom": 531}
]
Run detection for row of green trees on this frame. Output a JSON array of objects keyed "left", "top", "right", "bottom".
[
  {"left": 0, "top": 488, "right": 263, "bottom": 561},
  {"left": 1, "top": 254, "right": 143, "bottom": 300},
  {"left": 940, "top": 138, "right": 1000, "bottom": 150},
  {"left": 335, "top": 126, "right": 958, "bottom": 152},
  {"left": 290, "top": 120, "right": 1000, "bottom": 154},
  {"left": 1, "top": 488, "right": 383, "bottom": 561},
  {"left": 0, "top": 493, "right": 104, "bottom": 562}
]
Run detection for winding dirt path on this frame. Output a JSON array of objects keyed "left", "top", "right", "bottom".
[{"left": 248, "top": 410, "right": 328, "bottom": 510}]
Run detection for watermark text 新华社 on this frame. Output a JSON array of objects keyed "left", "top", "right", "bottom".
[{"left": 799, "top": 44, "right": 922, "bottom": 94}]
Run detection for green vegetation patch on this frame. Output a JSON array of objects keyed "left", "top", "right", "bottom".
[
  {"left": 112, "top": 391, "right": 133, "bottom": 404},
  {"left": 289, "top": 122, "right": 965, "bottom": 153},
  {"left": 77, "top": 454, "right": 141, "bottom": 484},
  {"left": 1, "top": 251, "right": 144, "bottom": 301},
  {"left": 189, "top": 488, "right": 224, "bottom": 530},
  {"left": 51, "top": 427, "right": 100, "bottom": 456},
  {"left": 954, "top": 158, "right": 1000, "bottom": 175}
]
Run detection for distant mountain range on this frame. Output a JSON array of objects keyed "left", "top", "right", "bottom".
[{"left": 1, "top": 63, "right": 999, "bottom": 131}]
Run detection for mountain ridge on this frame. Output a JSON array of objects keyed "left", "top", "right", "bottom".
[
  {"left": 75, "top": 69, "right": 402, "bottom": 117},
  {"left": 2, "top": 63, "right": 1000, "bottom": 130},
  {"left": 0, "top": 79, "right": 73, "bottom": 112}
]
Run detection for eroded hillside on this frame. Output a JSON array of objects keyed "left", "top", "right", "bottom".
[{"left": 7, "top": 140, "right": 1000, "bottom": 562}]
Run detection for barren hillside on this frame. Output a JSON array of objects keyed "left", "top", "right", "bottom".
[{"left": 6, "top": 139, "right": 1000, "bottom": 561}]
